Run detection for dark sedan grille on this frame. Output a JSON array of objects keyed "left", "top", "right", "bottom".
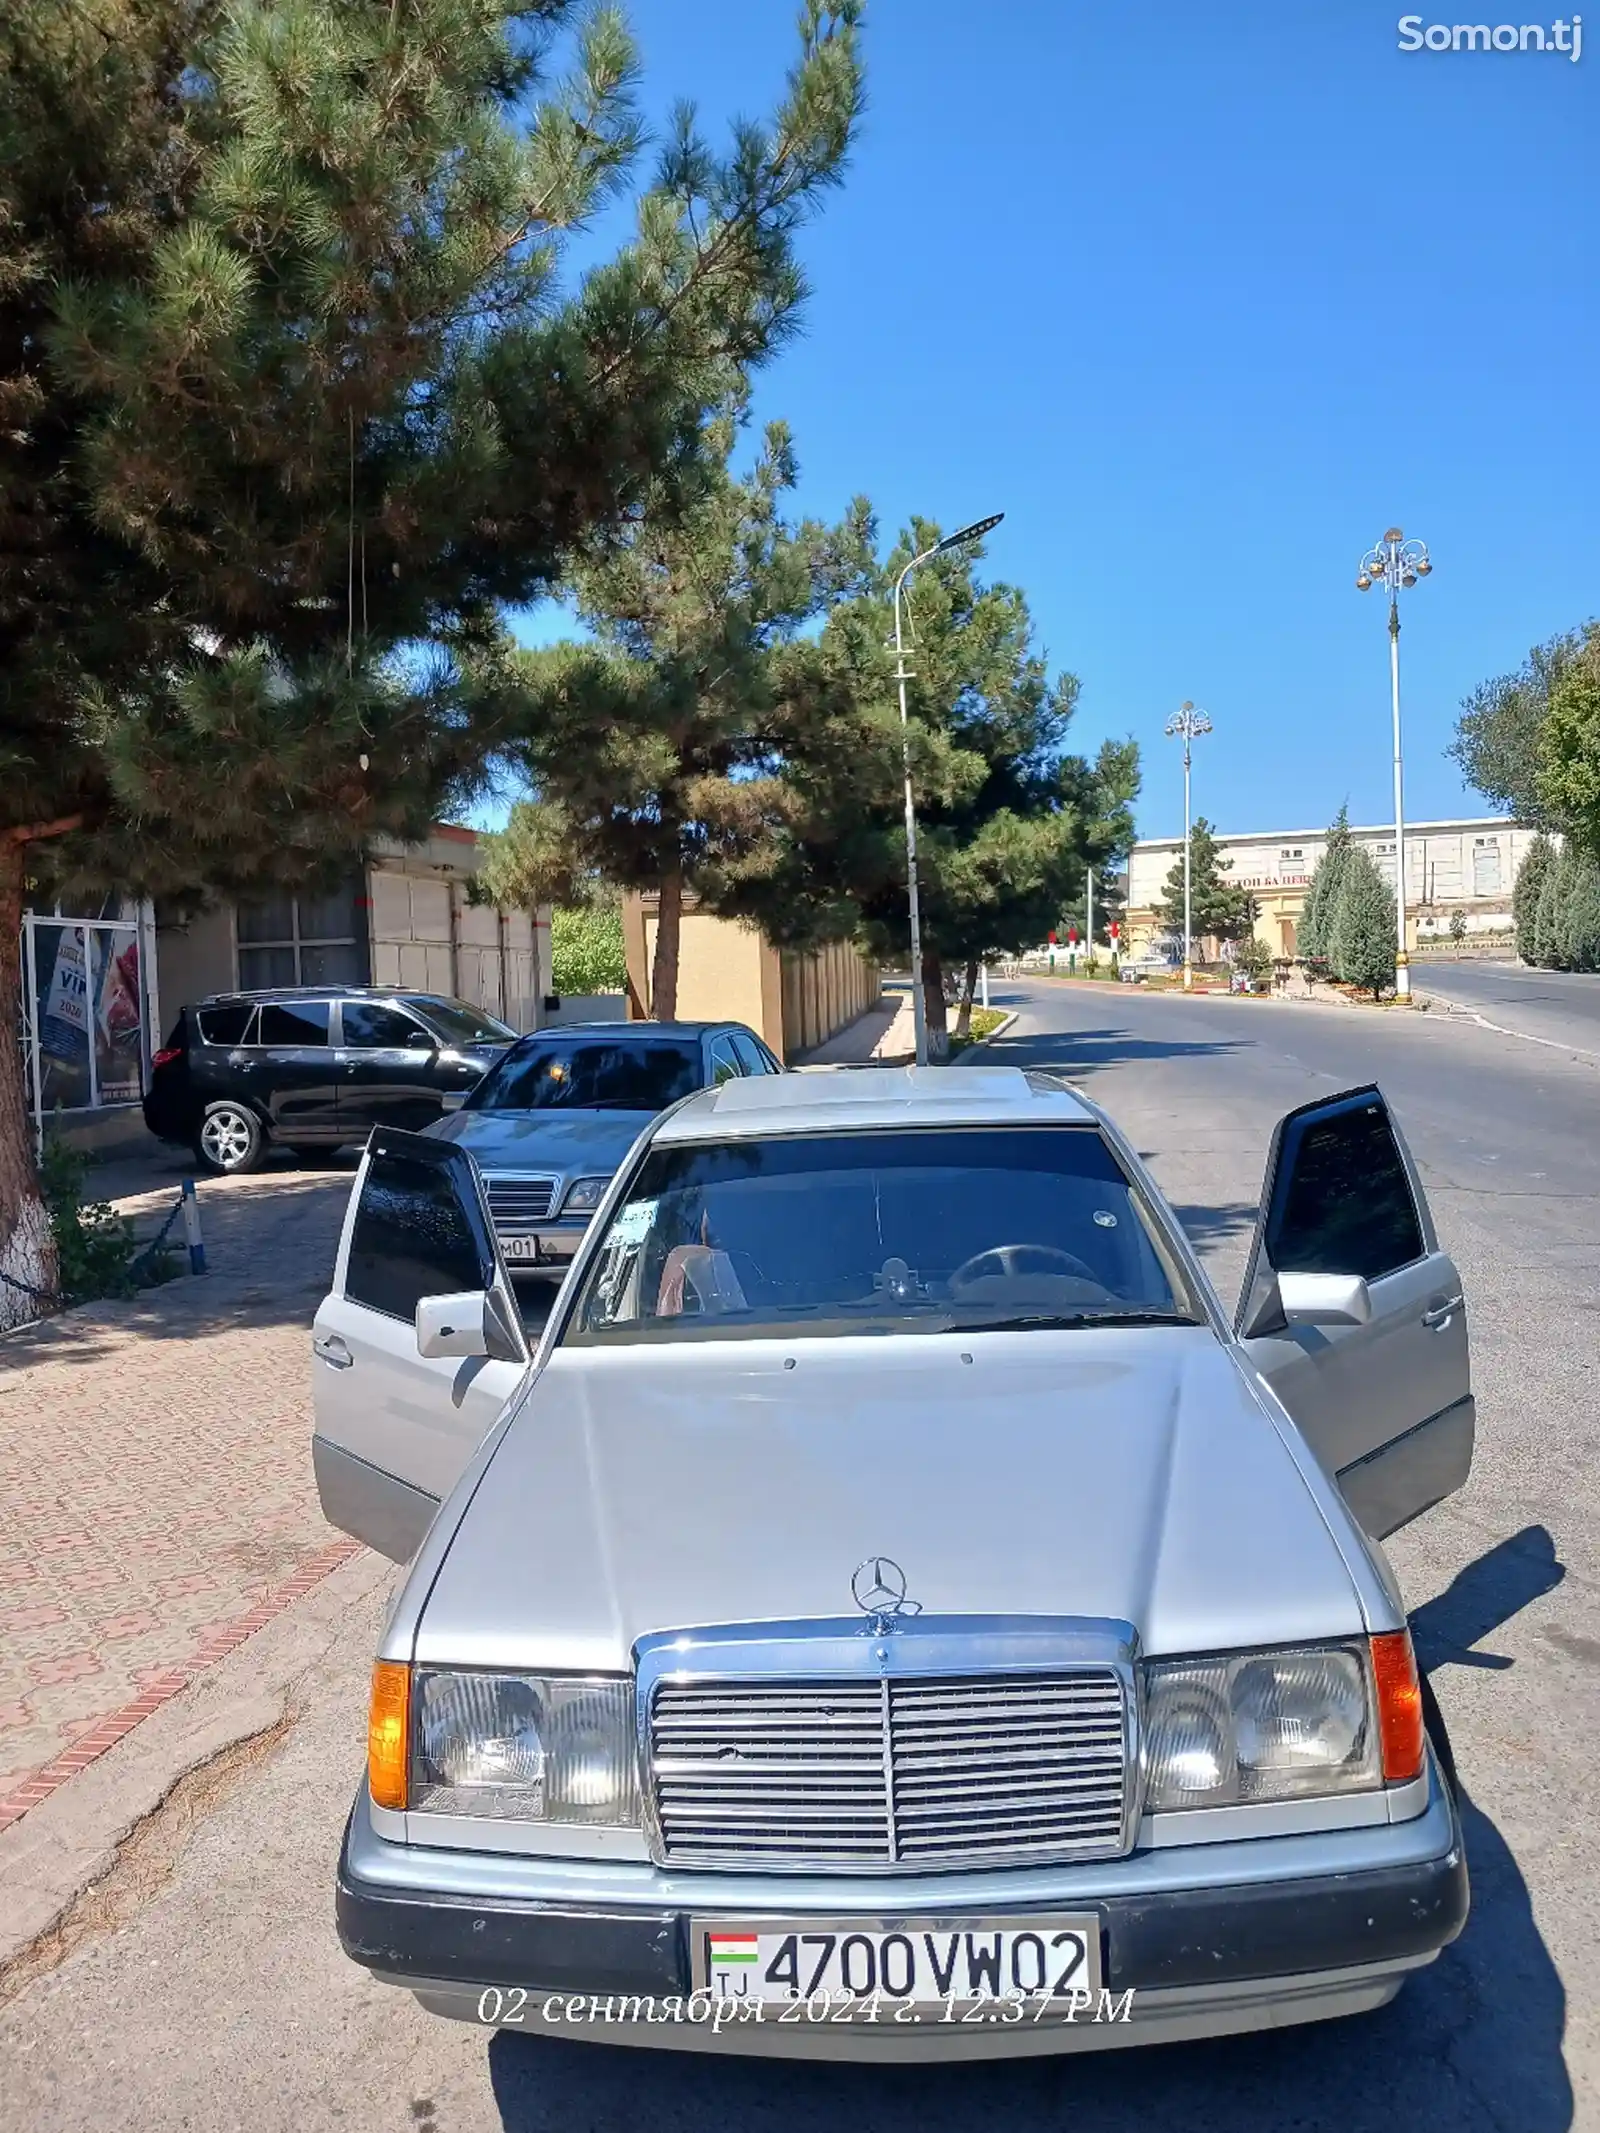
[
  {"left": 484, "top": 1175, "right": 559, "bottom": 1233},
  {"left": 650, "top": 1670, "right": 1129, "bottom": 1871}
]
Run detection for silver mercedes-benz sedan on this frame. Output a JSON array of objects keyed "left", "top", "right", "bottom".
[{"left": 311, "top": 1065, "right": 1473, "bottom": 2060}]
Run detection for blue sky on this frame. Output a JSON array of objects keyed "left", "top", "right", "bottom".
[{"left": 503, "top": 0, "right": 1597, "bottom": 843}]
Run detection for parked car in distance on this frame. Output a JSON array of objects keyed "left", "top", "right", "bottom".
[
  {"left": 427, "top": 1020, "right": 783, "bottom": 1275},
  {"left": 144, "top": 987, "right": 518, "bottom": 1175},
  {"left": 315, "top": 1068, "right": 1473, "bottom": 2059}
]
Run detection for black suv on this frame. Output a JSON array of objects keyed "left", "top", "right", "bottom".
[{"left": 143, "top": 987, "right": 517, "bottom": 1174}]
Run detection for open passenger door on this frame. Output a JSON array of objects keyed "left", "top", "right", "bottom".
[{"left": 1235, "top": 1086, "right": 1473, "bottom": 1541}]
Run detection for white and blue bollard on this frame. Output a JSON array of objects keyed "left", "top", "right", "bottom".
[{"left": 180, "top": 1177, "right": 206, "bottom": 1275}]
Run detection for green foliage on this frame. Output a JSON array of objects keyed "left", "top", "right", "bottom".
[
  {"left": 1329, "top": 846, "right": 1397, "bottom": 998},
  {"left": 1448, "top": 907, "right": 1468, "bottom": 947},
  {"left": 1513, "top": 831, "right": 1555, "bottom": 962},
  {"left": 1563, "top": 857, "right": 1600, "bottom": 973},
  {"left": 948, "top": 1006, "right": 1007, "bottom": 1054},
  {"left": 1298, "top": 804, "right": 1354, "bottom": 963},
  {"left": 1154, "top": 818, "right": 1256, "bottom": 948},
  {"left": 1531, "top": 842, "right": 1600, "bottom": 972},
  {"left": 710, "top": 517, "right": 1141, "bottom": 1035},
  {"left": 1534, "top": 844, "right": 1570, "bottom": 967},
  {"left": 1450, "top": 624, "right": 1598, "bottom": 829},
  {"left": 37, "top": 1140, "right": 138, "bottom": 1305},
  {"left": 491, "top": 406, "right": 877, "bottom": 1016},
  {"left": 1236, "top": 934, "right": 1276, "bottom": 986},
  {"left": 550, "top": 904, "right": 626, "bottom": 996},
  {"left": 1537, "top": 629, "right": 1600, "bottom": 855}
]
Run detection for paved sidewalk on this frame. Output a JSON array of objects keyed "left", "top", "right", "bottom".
[
  {"left": 0, "top": 1156, "right": 356, "bottom": 1833},
  {"left": 794, "top": 990, "right": 915, "bottom": 1066}
]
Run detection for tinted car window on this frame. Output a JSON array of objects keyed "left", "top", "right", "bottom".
[
  {"left": 257, "top": 1000, "right": 331, "bottom": 1046},
  {"left": 346, "top": 1152, "right": 485, "bottom": 1320},
  {"left": 468, "top": 1039, "right": 702, "bottom": 1114},
  {"left": 730, "top": 1032, "right": 774, "bottom": 1076},
  {"left": 342, "top": 1001, "right": 431, "bottom": 1049},
  {"left": 403, "top": 997, "right": 515, "bottom": 1047},
  {"left": 196, "top": 1003, "right": 256, "bottom": 1046},
  {"left": 569, "top": 1128, "right": 1195, "bottom": 1343},
  {"left": 708, "top": 1036, "right": 741, "bottom": 1085},
  {"left": 1267, "top": 1099, "right": 1424, "bottom": 1282}
]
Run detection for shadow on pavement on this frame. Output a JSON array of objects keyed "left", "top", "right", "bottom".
[
  {"left": 1412, "top": 1525, "right": 1567, "bottom": 1675},
  {"left": 981, "top": 1024, "right": 1249, "bottom": 1082}
]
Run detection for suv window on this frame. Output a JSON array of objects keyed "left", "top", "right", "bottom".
[
  {"left": 729, "top": 1031, "right": 773, "bottom": 1076},
  {"left": 257, "top": 1000, "right": 331, "bottom": 1046},
  {"left": 341, "top": 1001, "right": 432, "bottom": 1050},
  {"left": 346, "top": 1151, "right": 485, "bottom": 1320},
  {"left": 1268, "top": 1098, "right": 1424, "bottom": 1282},
  {"left": 196, "top": 1003, "right": 256, "bottom": 1046},
  {"left": 708, "top": 1035, "right": 742, "bottom": 1085}
]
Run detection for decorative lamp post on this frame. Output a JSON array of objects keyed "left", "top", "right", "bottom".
[
  {"left": 894, "top": 513, "right": 1004, "bottom": 1064},
  {"left": 1356, "top": 527, "right": 1432, "bottom": 1000},
  {"left": 1164, "top": 701, "right": 1212, "bottom": 991}
]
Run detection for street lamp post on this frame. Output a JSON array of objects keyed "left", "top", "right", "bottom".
[
  {"left": 894, "top": 512, "right": 1005, "bottom": 1066},
  {"left": 1163, "top": 701, "right": 1212, "bottom": 992},
  {"left": 1357, "top": 528, "right": 1432, "bottom": 1001}
]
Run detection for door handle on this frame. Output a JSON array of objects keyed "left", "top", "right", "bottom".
[
  {"left": 314, "top": 1333, "right": 353, "bottom": 1368},
  {"left": 1421, "top": 1296, "right": 1464, "bottom": 1331}
]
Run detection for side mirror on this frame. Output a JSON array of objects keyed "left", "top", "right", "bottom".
[
  {"left": 1278, "top": 1271, "right": 1372, "bottom": 1328},
  {"left": 416, "top": 1291, "right": 491, "bottom": 1359},
  {"left": 440, "top": 1091, "right": 467, "bottom": 1112}
]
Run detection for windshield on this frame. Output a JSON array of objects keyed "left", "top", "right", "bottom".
[
  {"left": 407, "top": 997, "right": 515, "bottom": 1047},
  {"left": 566, "top": 1127, "right": 1200, "bottom": 1343},
  {"left": 468, "top": 1037, "right": 702, "bottom": 1114}
]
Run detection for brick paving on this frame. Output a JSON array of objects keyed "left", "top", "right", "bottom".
[{"left": 0, "top": 1153, "right": 359, "bottom": 1824}]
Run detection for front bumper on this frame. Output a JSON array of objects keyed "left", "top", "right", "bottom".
[{"left": 336, "top": 1772, "right": 1468, "bottom": 2056}]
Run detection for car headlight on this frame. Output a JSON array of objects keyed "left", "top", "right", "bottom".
[
  {"left": 1143, "top": 1642, "right": 1379, "bottom": 1812},
  {"left": 562, "top": 1176, "right": 611, "bottom": 1215},
  {"left": 410, "top": 1671, "right": 638, "bottom": 1823}
]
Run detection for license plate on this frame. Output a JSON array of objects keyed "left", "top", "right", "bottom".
[
  {"left": 693, "top": 1917, "right": 1101, "bottom": 2015},
  {"left": 502, "top": 1235, "right": 542, "bottom": 1263}
]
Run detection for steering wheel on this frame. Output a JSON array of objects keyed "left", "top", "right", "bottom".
[{"left": 949, "top": 1243, "right": 1101, "bottom": 1290}]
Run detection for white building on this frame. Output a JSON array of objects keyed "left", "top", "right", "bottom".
[{"left": 1125, "top": 815, "right": 1534, "bottom": 961}]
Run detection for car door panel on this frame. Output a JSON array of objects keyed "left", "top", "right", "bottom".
[
  {"left": 312, "top": 1129, "right": 528, "bottom": 1560},
  {"left": 1236, "top": 1085, "right": 1473, "bottom": 1540},
  {"left": 335, "top": 1000, "right": 448, "bottom": 1134},
  {"left": 256, "top": 999, "right": 342, "bottom": 1136}
]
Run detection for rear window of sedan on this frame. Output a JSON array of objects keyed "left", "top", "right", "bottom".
[
  {"left": 468, "top": 1038, "right": 702, "bottom": 1115},
  {"left": 565, "top": 1127, "right": 1200, "bottom": 1343}
]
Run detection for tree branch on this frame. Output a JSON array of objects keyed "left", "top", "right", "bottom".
[{"left": 5, "top": 814, "right": 84, "bottom": 847}]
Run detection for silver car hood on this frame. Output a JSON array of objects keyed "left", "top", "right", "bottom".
[{"left": 414, "top": 1330, "right": 1364, "bottom": 1670}]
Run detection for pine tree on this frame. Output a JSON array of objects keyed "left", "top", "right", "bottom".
[
  {"left": 1330, "top": 846, "right": 1397, "bottom": 999},
  {"left": 1154, "top": 818, "right": 1256, "bottom": 955},
  {"left": 710, "top": 521, "right": 1140, "bottom": 1043},
  {"left": 1534, "top": 845, "right": 1569, "bottom": 968},
  {"left": 1298, "top": 804, "right": 1355, "bottom": 964},
  {"left": 487, "top": 408, "right": 875, "bottom": 1019},
  {"left": 1563, "top": 854, "right": 1600, "bottom": 974},
  {"left": 0, "top": 0, "right": 863, "bottom": 1316},
  {"left": 1513, "top": 832, "right": 1555, "bottom": 965}
]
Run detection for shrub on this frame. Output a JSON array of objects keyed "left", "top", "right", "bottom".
[
  {"left": 550, "top": 904, "right": 626, "bottom": 996},
  {"left": 1514, "top": 832, "right": 1555, "bottom": 963},
  {"left": 37, "top": 1140, "right": 138, "bottom": 1306}
]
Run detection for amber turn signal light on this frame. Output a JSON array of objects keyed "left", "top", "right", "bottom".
[
  {"left": 1369, "top": 1630, "right": 1425, "bottom": 1784},
  {"left": 368, "top": 1660, "right": 411, "bottom": 1811}
]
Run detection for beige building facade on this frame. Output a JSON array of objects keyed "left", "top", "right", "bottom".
[
  {"left": 621, "top": 892, "right": 880, "bottom": 1061},
  {"left": 1125, "top": 815, "right": 1535, "bottom": 961}
]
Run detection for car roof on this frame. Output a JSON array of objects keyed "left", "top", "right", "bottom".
[
  {"left": 195, "top": 987, "right": 463, "bottom": 1007},
  {"left": 508, "top": 1020, "right": 730, "bottom": 1042},
  {"left": 652, "top": 1065, "right": 1097, "bottom": 1143}
]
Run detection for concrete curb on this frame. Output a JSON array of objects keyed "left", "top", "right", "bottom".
[
  {"left": 953, "top": 1009, "right": 1020, "bottom": 1052},
  {"left": 0, "top": 1546, "right": 393, "bottom": 1972}
]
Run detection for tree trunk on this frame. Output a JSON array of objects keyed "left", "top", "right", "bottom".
[
  {"left": 651, "top": 866, "right": 683, "bottom": 1022},
  {"left": 0, "top": 839, "right": 56, "bottom": 1329},
  {"left": 953, "top": 958, "right": 979, "bottom": 1039},
  {"left": 921, "top": 949, "right": 948, "bottom": 1053}
]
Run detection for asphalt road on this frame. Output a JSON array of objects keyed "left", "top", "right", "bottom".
[
  {"left": 1416, "top": 958, "right": 1600, "bottom": 1058},
  {"left": 4, "top": 980, "right": 1597, "bottom": 2131}
]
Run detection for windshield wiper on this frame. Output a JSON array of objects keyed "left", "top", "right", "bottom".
[{"left": 945, "top": 1308, "right": 1200, "bottom": 1332}]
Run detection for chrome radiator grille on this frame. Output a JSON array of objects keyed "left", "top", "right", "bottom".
[
  {"left": 484, "top": 1175, "right": 559, "bottom": 1233},
  {"left": 649, "top": 1670, "right": 1129, "bottom": 1870}
]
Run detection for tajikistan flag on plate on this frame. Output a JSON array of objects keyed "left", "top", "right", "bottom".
[{"left": 708, "top": 1932, "right": 759, "bottom": 1965}]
